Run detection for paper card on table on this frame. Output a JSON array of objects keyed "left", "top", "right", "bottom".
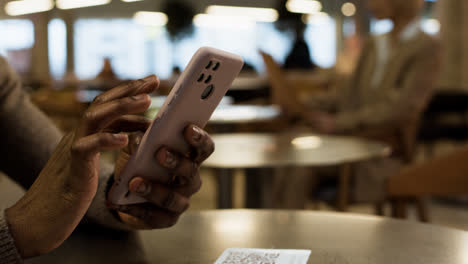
[{"left": 214, "top": 248, "right": 311, "bottom": 264}]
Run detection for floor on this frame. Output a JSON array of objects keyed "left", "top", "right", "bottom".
[{"left": 2, "top": 141, "right": 468, "bottom": 232}]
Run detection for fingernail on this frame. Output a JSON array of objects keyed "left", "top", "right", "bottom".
[
  {"left": 113, "top": 134, "right": 127, "bottom": 142},
  {"left": 143, "top": 75, "right": 155, "bottom": 82},
  {"left": 131, "top": 94, "right": 148, "bottom": 101},
  {"left": 165, "top": 150, "right": 176, "bottom": 167},
  {"left": 192, "top": 126, "right": 203, "bottom": 142},
  {"left": 117, "top": 205, "right": 129, "bottom": 211},
  {"left": 136, "top": 183, "right": 147, "bottom": 194},
  {"left": 131, "top": 179, "right": 148, "bottom": 195}
]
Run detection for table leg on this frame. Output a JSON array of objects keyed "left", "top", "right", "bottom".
[
  {"left": 415, "top": 198, "right": 430, "bottom": 222},
  {"left": 391, "top": 198, "right": 408, "bottom": 219},
  {"left": 337, "top": 163, "right": 352, "bottom": 212},
  {"left": 216, "top": 169, "right": 234, "bottom": 209},
  {"left": 245, "top": 168, "right": 274, "bottom": 208}
]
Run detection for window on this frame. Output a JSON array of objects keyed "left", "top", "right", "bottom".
[
  {"left": 74, "top": 18, "right": 160, "bottom": 80},
  {"left": 175, "top": 18, "right": 336, "bottom": 71},
  {"left": 0, "top": 19, "right": 34, "bottom": 55},
  {"left": 174, "top": 22, "right": 292, "bottom": 73},
  {"left": 304, "top": 16, "right": 336, "bottom": 68},
  {"left": 371, "top": 18, "right": 440, "bottom": 36},
  {"left": 74, "top": 17, "right": 338, "bottom": 80},
  {"left": 48, "top": 18, "right": 67, "bottom": 80},
  {"left": 371, "top": 19, "right": 394, "bottom": 35},
  {"left": 0, "top": 19, "right": 34, "bottom": 73}
]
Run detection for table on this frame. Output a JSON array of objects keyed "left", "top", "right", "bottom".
[
  {"left": 146, "top": 98, "right": 281, "bottom": 128},
  {"left": 203, "top": 133, "right": 391, "bottom": 209},
  {"left": 28, "top": 210, "right": 468, "bottom": 264},
  {"left": 209, "top": 105, "right": 281, "bottom": 125},
  {"left": 230, "top": 74, "right": 269, "bottom": 91}
]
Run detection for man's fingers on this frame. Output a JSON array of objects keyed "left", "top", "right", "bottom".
[
  {"left": 128, "top": 177, "right": 190, "bottom": 213},
  {"left": 115, "top": 204, "right": 181, "bottom": 229},
  {"left": 71, "top": 133, "right": 128, "bottom": 160},
  {"left": 79, "top": 94, "right": 151, "bottom": 136},
  {"left": 174, "top": 171, "right": 203, "bottom": 197},
  {"left": 92, "top": 75, "right": 159, "bottom": 105},
  {"left": 155, "top": 148, "right": 199, "bottom": 186},
  {"left": 105, "top": 115, "right": 151, "bottom": 133},
  {"left": 184, "top": 125, "right": 215, "bottom": 163}
]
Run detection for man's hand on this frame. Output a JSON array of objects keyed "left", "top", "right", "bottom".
[
  {"left": 110, "top": 125, "right": 214, "bottom": 229},
  {"left": 6, "top": 75, "right": 158, "bottom": 258}
]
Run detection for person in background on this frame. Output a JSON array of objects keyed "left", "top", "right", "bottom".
[
  {"left": 283, "top": 24, "right": 317, "bottom": 70},
  {"left": 92, "top": 57, "right": 122, "bottom": 91},
  {"left": 276, "top": 0, "right": 316, "bottom": 71},
  {"left": 0, "top": 56, "right": 213, "bottom": 263},
  {"left": 273, "top": 0, "right": 441, "bottom": 208},
  {"left": 308, "top": 0, "right": 440, "bottom": 134},
  {"left": 96, "top": 58, "right": 119, "bottom": 81}
]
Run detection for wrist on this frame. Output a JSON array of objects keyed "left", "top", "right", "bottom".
[{"left": 5, "top": 205, "right": 37, "bottom": 258}]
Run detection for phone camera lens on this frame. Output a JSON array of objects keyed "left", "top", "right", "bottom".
[
  {"left": 197, "top": 73, "right": 205, "bottom": 82},
  {"left": 205, "top": 61, "right": 213, "bottom": 69},
  {"left": 212, "top": 62, "right": 220, "bottom": 71},
  {"left": 204, "top": 75, "right": 212, "bottom": 84},
  {"left": 201, "top": 84, "right": 214, "bottom": 100}
]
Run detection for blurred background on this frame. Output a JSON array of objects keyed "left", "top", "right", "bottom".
[
  {"left": 5, "top": 0, "right": 468, "bottom": 232},
  {"left": 0, "top": 0, "right": 439, "bottom": 85}
]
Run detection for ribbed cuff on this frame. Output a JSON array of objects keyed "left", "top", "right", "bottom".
[{"left": 0, "top": 211, "right": 22, "bottom": 264}]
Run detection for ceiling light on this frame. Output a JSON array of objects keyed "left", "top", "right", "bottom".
[
  {"left": 205, "top": 5, "right": 278, "bottom": 22},
  {"left": 193, "top": 14, "right": 255, "bottom": 29},
  {"left": 133, "top": 11, "right": 168, "bottom": 26},
  {"left": 56, "top": 0, "right": 111, "bottom": 10},
  {"left": 5, "top": 0, "right": 54, "bottom": 16},
  {"left": 341, "top": 2, "right": 356, "bottom": 17},
  {"left": 421, "top": 18, "right": 440, "bottom": 35},
  {"left": 286, "top": 0, "right": 322, "bottom": 14}
]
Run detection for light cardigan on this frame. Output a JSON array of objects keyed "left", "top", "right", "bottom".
[
  {"left": 335, "top": 30, "right": 441, "bottom": 131},
  {"left": 0, "top": 57, "right": 130, "bottom": 264}
]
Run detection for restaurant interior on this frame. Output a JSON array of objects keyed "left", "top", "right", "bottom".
[{"left": 2, "top": 0, "right": 468, "bottom": 263}]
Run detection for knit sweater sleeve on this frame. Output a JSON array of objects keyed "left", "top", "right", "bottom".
[
  {"left": 0, "top": 211, "right": 22, "bottom": 264},
  {"left": 0, "top": 57, "right": 131, "bottom": 261}
]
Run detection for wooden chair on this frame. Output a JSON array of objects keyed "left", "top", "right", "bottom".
[
  {"left": 260, "top": 51, "right": 433, "bottom": 217},
  {"left": 386, "top": 146, "right": 468, "bottom": 221},
  {"left": 353, "top": 101, "right": 432, "bottom": 220},
  {"left": 259, "top": 51, "right": 305, "bottom": 121},
  {"left": 31, "top": 89, "right": 87, "bottom": 132}
]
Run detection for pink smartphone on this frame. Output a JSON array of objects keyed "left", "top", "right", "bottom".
[{"left": 108, "top": 47, "right": 244, "bottom": 205}]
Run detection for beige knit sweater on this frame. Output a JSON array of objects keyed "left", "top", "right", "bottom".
[{"left": 0, "top": 57, "right": 130, "bottom": 264}]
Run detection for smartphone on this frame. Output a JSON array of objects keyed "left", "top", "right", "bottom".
[{"left": 108, "top": 47, "right": 244, "bottom": 205}]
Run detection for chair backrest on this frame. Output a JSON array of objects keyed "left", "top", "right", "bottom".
[
  {"left": 260, "top": 51, "right": 303, "bottom": 118},
  {"left": 388, "top": 146, "right": 468, "bottom": 196}
]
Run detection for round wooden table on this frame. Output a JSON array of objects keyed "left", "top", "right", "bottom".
[
  {"left": 29, "top": 210, "right": 468, "bottom": 264},
  {"left": 208, "top": 105, "right": 281, "bottom": 125},
  {"left": 146, "top": 97, "right": 280, "bottom": 126},
  {"left": 203, "top": 133, "right": 391, "bottom": 209}
]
